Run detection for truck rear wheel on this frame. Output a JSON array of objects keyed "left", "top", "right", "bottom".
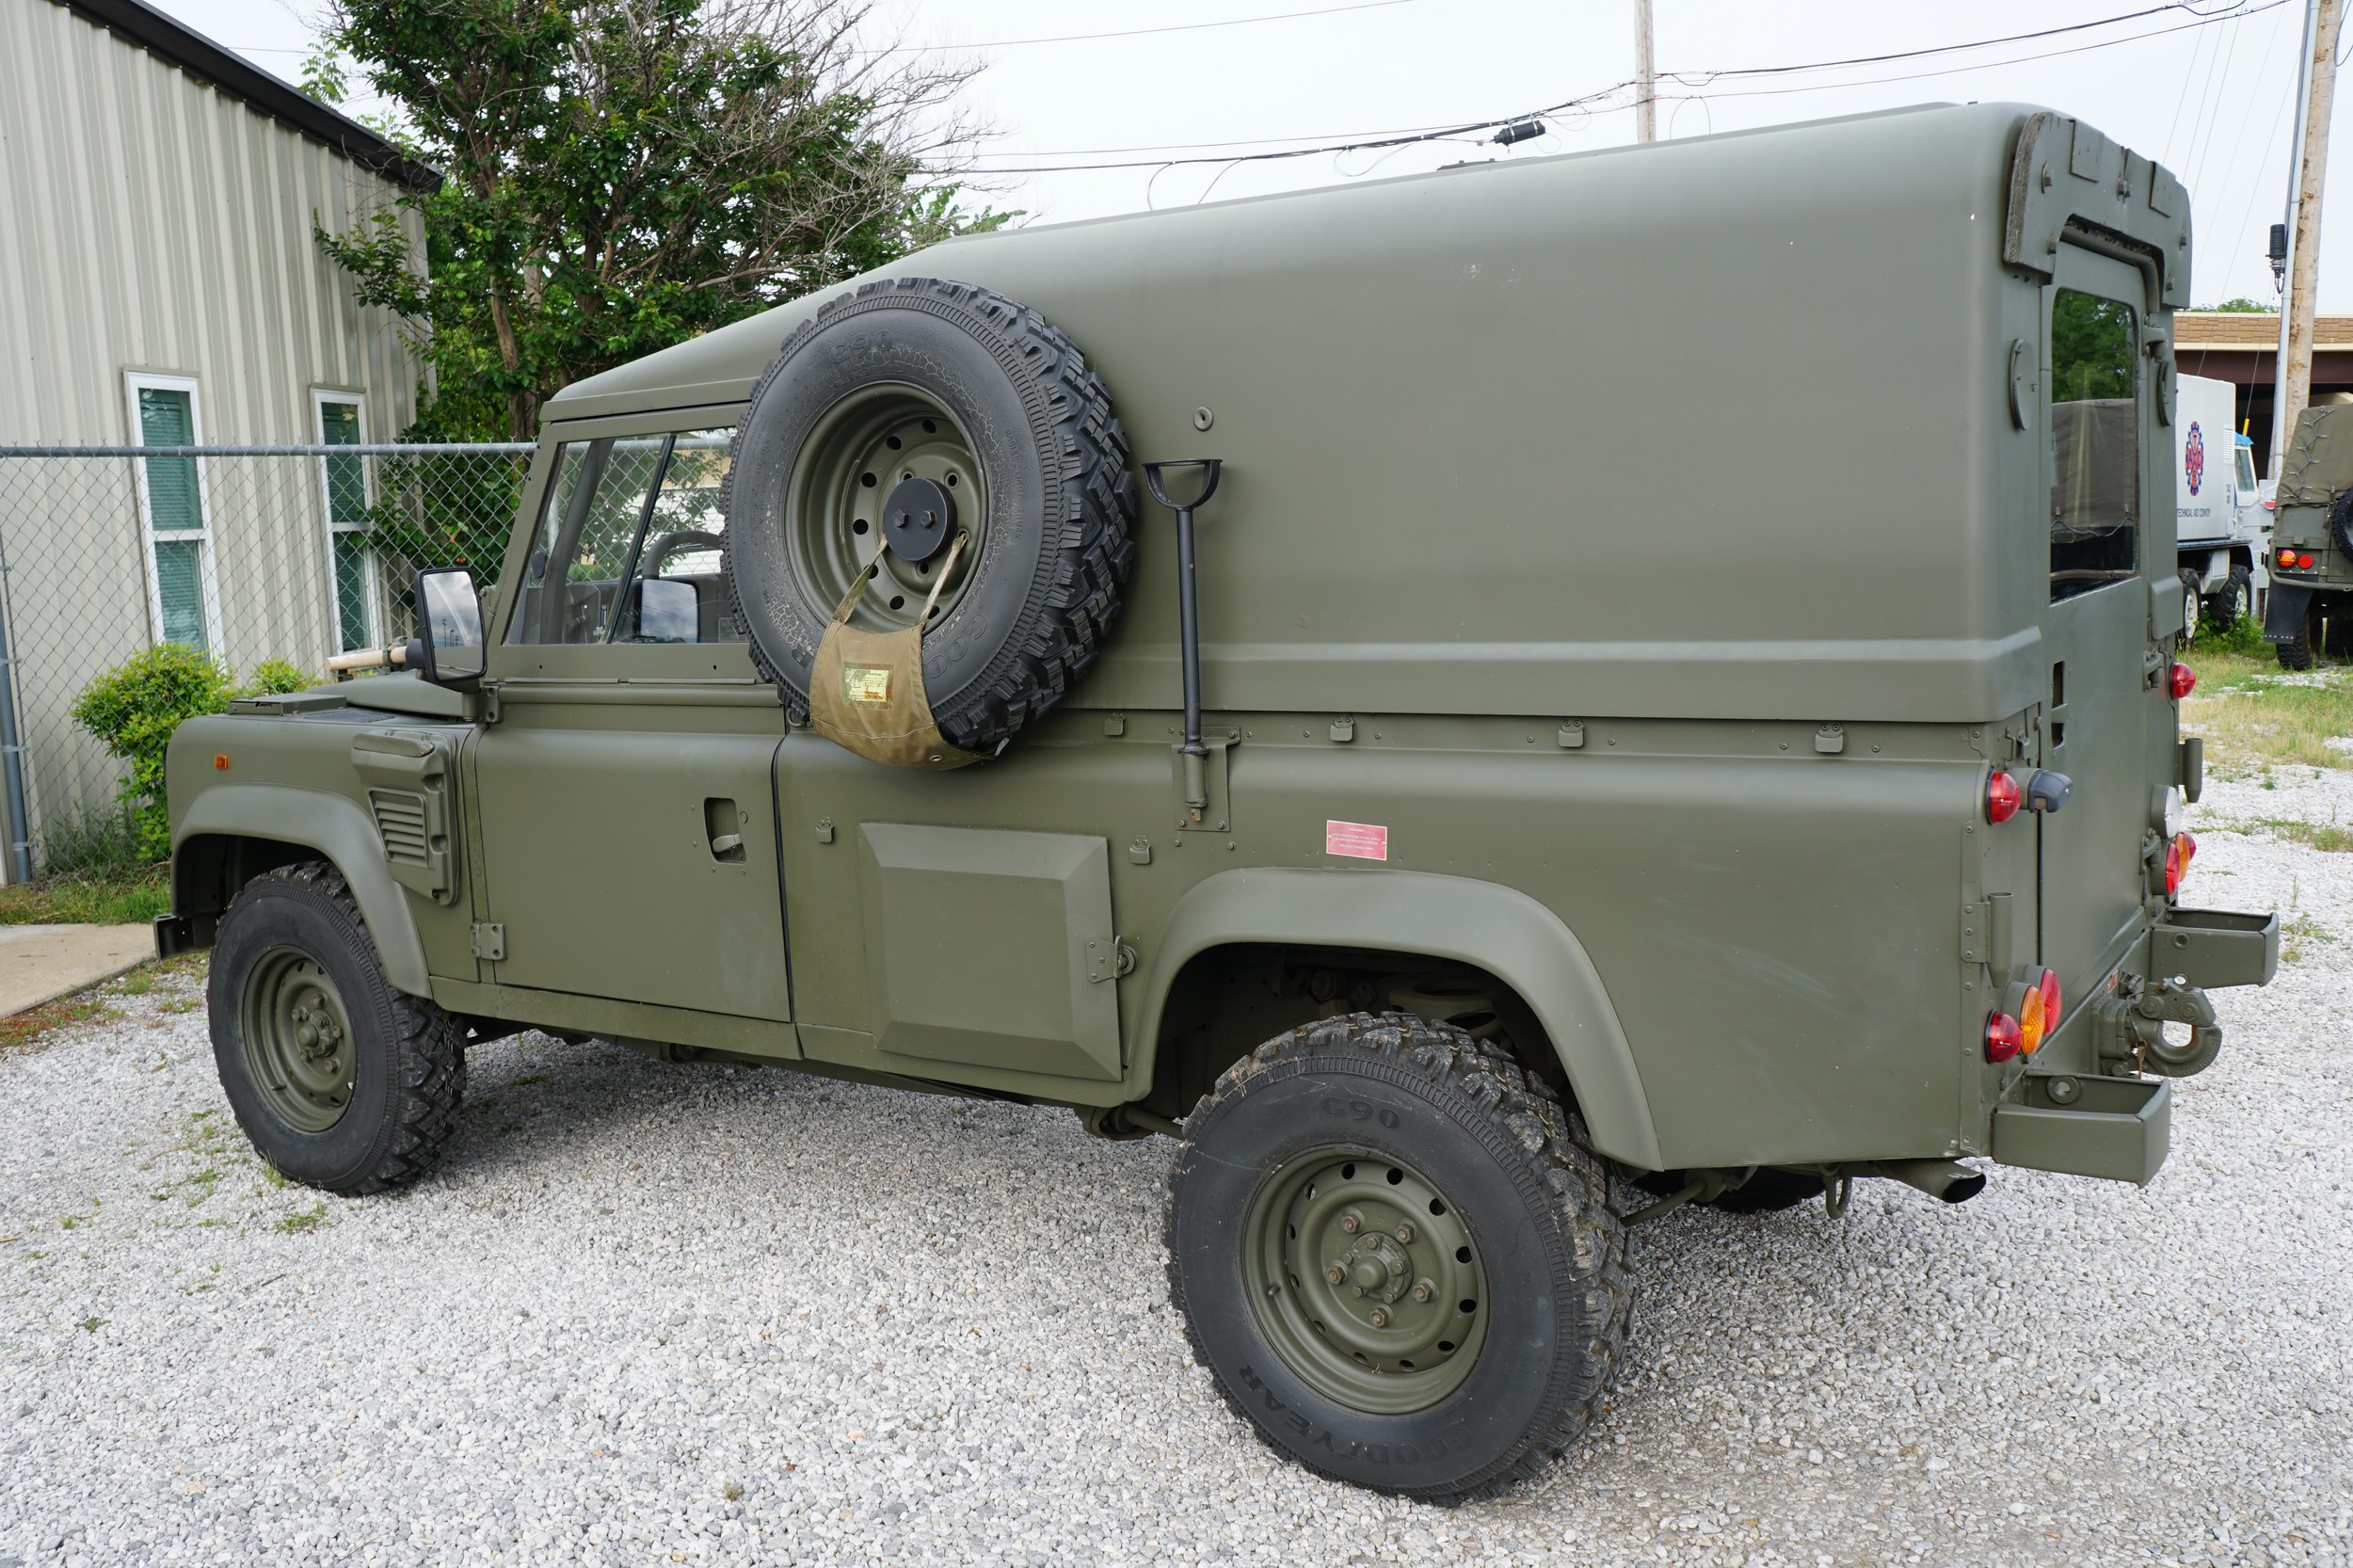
[
  {"left": 208, "top": 862, "right": 466, "bottom": 1194},
  {"left": 2278, "top": 600, "right": 2320, "bottom": 669},
  {"left": 2178, "top": 570, "right": 2202, "bottom": 644},
  {"left": 2204, "top": 567, "right": 2250, "bottom": 632},
  {"left": 1166, "top": 1013, "right": 1631, "bottom": 1500}
]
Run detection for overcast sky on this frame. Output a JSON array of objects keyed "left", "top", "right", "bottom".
[{"left": 147, "top": 0, "right": 2352, "bottom": 310}]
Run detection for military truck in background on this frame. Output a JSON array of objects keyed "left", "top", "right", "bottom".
[
  {"left": 158, "top": 104, "right": 2278, "bottom": 1501},
  {"left": 2172, "top": 372, "right": 2267, "bottom": 636},
  {"left": 2265, "top": 403, "right": 2353, "bottom": 665}
]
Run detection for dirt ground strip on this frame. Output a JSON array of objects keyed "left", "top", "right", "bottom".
[{"left": 0, "top": 775, "right": 2348, "bottom": 1568}]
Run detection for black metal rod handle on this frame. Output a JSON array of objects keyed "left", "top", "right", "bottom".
[
  {"left": 1143, "top": 460, "right": 1224, "bottom": 772},
  {"left": 1175, "top": 503, "right": 1205, "bottom": 758}
]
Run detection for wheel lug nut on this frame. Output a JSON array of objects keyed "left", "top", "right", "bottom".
[
  {"left": 1394, "top": 1223, "right": 1415, "bottom": 1243},
  {"left": 1339, "top": 1210, "right": 1361, "bottom": 1234},
  {"left": 1369, "top": 1307, "right": 1389, "bottom": 1328},
  {"left": 1325, "top": 1264, "right": 1346, "bottom": 1285},
  {"left": 1412, "top": 1280, "right": 1433, "bottom": 1303}
]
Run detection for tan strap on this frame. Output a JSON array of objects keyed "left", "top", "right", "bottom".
[
  {"left": 827, "top": 535, "right": 893, "bottom": 627},
  {"left": 826, "top": 530, "right": 968, "bottom": 633},
  {"left": 915, "top": 531, "right": 968, "bottom": 628}
]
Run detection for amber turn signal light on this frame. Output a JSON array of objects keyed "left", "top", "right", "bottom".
[{"left": 2164, "top": 831, "right": 2196, "bottom": 898}]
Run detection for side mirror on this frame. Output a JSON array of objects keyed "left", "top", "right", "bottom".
[
  {"left": 624, "top": 576, "right": 700, "bottom": 644},
  {"left": 408, "top": 567, "right": 486, "bottom": 686}
]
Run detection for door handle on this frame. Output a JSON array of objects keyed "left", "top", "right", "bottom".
[{"left": 704, "top": 797, "right": 747, "bottom": 863}]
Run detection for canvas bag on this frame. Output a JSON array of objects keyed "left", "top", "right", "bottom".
[{"left": 808, "top": 532, "right": 986, "bottom": 771}]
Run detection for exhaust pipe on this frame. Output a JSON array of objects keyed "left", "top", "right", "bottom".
[{"left": 1872, "top": 1159, "right": 1987, "bottom": 1205}]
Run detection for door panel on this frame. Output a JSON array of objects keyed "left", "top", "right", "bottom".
[
  {"left": 472, "top": 725, "right": 791, "bottom": 1019},
  {"left": 854, "top": 824, "right": 1122, "bottom": 1080},
  {"left": 2039, "top": 247, "right": 2169, "bottom": 997}
]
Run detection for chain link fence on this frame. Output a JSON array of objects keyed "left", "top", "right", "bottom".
[{"left": 0, "top": 443, "right": 531, "bottom": 881}]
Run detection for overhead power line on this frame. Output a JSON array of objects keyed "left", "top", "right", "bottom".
[{"left": 965, "top": 0, "right": 2281, "bottom": 174}]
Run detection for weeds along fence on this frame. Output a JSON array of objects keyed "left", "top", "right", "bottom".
[{"left": 0, "top": 443, "right": 531, "bottom": 883}]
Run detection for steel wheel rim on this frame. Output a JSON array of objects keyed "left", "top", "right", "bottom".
[
  {"left": 1241, "top": 1145, "right": 1491, "bottom": 1415},
  {"left": 784, "top": 385, "right": 986, "bottom": 634},
  {"left": 238, "top": 947, "right": 357, "bottom": 1134}
]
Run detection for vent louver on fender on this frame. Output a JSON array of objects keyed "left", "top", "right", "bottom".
[
  {"left": 349, "top": 731, "right": 459, "bottom": 903},
  {"left": 369, "top": 790, "right": 430, "bottom": 866}
]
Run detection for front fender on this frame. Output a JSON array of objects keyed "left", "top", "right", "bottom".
[
  {"left": 1134, "top": 866, "right": 1662, "bottom": 1170},
  {"left": 173, "top": 785, "right": 431, "bottom": 997}
]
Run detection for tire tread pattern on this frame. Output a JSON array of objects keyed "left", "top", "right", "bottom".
[
  {"left": 1164, "top": 1011, "right": 1633, "bottom": 1503},
  {"left": 723, "top": 278, "right": 1134, "bottom": 754},
  {"left": 224, "top": 862, "right": 466, "bottom": 1195}
]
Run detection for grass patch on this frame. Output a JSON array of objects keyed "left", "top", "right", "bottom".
[
  {"left": 0, "top": 994, "right": 123, "bottom": 1054},
  {"left": 0, "top": 869, "right": 169, "bottom": 927},
  {"left": 274, "top": 1203, "right": 328, "bottom": 1234},
  {"left": 2220, "top": 816, "right": 2353, "bottom": 852},
  {"left": 2180, "top": 648, "right": 2353, "bottom": 774}
]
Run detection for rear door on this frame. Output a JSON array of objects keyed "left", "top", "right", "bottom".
[{"left": 2038, "top": 246, "right": 2172, "bottom": 995}]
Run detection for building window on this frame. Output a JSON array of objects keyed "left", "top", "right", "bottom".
[
  {"left": 314, "top": 392, "right": 375, "bottom": 651},
  {"left": 127, "top": 374, "right": 222, "bottom": 652}
]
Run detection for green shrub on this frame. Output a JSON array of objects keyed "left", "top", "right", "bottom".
[
  {"left": 70, "top": 647, "right": 314, "bottom": 860},
  {"left": 2197, "top": 611, "right": 2268, "bottom": 657}
]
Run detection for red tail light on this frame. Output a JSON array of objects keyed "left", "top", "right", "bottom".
[
  {"left": 2301, "top": 552, "right": 2317, "bottom": 569},
  {"left": 1986, "top": 1011, "right": 2022, "bottom": 1064},
  {"left": 2169, "top": 663, "right": 2197, "bottom": 700},
  {"left": 1986, "top": 771, "right": 2022, "bottom": 824},
  {"left": 2038, "top": 968, "right": 2062, "bottom": 1032},
  {"left": 2281, "top": 547, "right": 2296, "bottom": 568}
]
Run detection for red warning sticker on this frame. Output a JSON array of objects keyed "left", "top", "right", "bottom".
[{"left": 1324, "top": 820, "right": 1388, "bottom": 861}]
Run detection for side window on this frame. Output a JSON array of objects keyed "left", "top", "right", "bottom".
[
  {"left": 611, "top": 431, "right": 738, "bottom": 644},
  {"left": 506, "top": 429, "right": 737, "bottom": 646},
  {"left": 2234, "top": 441, "right": 2258, "bottom": 497},
  {"left": 2049, "top": 289, "right": 2139, "bottom": 602},
  {"left": 506, "top": 438, "right": 670, "bottom": 644}
]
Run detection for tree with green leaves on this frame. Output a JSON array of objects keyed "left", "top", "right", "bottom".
[{"left": 311, "top": 0, "right": 998, "bottom": 440}]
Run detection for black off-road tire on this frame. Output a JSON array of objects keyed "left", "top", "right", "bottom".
[
  {"left": 2278, "top": 601, "right": 2319, "bottom": 669},
  {"left": 723, "top": 277, "right": 1134, "bottom": 753},
  {"left": 2178, "top": 569, "right": 2203, "bottom": 644},
  {"left": 208, "top": 862, "right": 466, "bottom": 1194},
  {"left": 2329, "top": 489, "right": 2353, "bottom": 560},
  {"left": 2203, "top": 567, "right": 2250, "bottom": 633},
  {"left": 1166, "top": 1013, "right": 1632, "bottom": 1501}
]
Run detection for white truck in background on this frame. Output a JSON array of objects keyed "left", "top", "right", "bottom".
[{"left": 2176, "top": 371, "right": 2268, "bottom": 639}]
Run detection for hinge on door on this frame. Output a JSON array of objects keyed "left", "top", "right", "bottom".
[
  {"left": 471, "top": 921, "right": 506, "bottom": 962},
  {"left": 1961, "top": 901, "right": 1990, "bottom": 965},
  {"left": 1961, "top": 894, "right": 2013, "bottom": 972},
  {"left": 477, "top": 680, "right": 502, "bottom": 725},
  {"left": 1086, "top": 936, "right": 1136, "bottom": 983}
]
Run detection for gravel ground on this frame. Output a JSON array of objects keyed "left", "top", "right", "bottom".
[{"left": 3, "top": 775, "right": 2350, "bottom": 1568}]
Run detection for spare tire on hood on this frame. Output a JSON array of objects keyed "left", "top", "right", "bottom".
[{"left": 723, "top": 277, "right": 1134, "bottom": 754}]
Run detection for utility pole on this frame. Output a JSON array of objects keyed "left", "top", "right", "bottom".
[
  {"left": 1635, "top": 0, "right": 1656, "bottom": 144},
  {"left": 2271, "top": 0, "right": 2343, "bottom": 476}
]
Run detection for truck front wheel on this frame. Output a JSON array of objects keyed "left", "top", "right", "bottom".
[
  {"left": 1165, "top": 1013, "right": 1631, "bottom": 1500},
  {"left": 207, "top": 862, "right": 466, "bottom": 1194}
]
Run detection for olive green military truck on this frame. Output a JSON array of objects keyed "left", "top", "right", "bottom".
[
  {"left": 160, "top": 104, "right": 2277, "bottom": 1501},
  {"left": 2265, "top": 403, "right": 2353, "bottom": 665}
]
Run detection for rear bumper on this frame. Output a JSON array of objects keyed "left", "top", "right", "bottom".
[
  {"left": 2153, "top": 906, "right": 2279, "bottom": 990},
  {"left": 1993, "top": 1072, "right": 2169, "bottom": 1185}
]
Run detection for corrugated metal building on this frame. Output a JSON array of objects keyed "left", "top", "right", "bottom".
[{"left": 0, "top": 0, "right": 437, "bottom": 868}]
